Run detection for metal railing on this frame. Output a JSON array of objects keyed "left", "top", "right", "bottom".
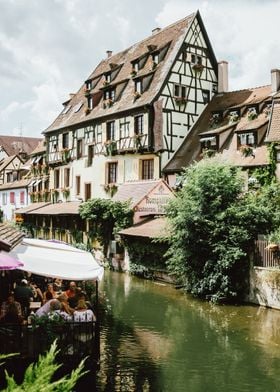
[{"left": 254, "top": 239, "right": 280, "bottom": 268}]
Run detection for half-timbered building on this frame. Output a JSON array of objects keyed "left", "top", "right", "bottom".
[{"left": 43, "top": 11, "right": 218, "bottom": 202}]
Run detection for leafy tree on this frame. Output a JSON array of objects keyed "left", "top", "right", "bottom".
[
  {"left": 79, "top": 198, "right": 133, "bottom": 256},
  {"left": 166, "top": 158, "right": 280, "bottom": 302},
  {"left": 1, "top": 341, "right": 87, "bottom": 391}
]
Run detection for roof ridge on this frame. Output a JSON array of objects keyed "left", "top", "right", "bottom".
[{"left": 226, "top": 84, "right": 271, "bottom": 94}]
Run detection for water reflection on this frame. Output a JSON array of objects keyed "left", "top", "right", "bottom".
[{"left": 93, "top": 271, "right": 280, "bottom": 391}]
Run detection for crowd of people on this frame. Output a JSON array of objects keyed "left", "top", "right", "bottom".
[{"left": 0, "top": 276, "right": 96, "bottom": 325}]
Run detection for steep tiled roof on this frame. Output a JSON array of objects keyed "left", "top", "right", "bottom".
[
  {"left": 119, "top": 217, "right": 168, "bottom": 238},
  {"left": 163, "top": 85, "right": 272, "bottom": 172},
  {"left": 112, "top": 180, "right": 166, "bottom": 208},
  {"left": 0, "top": 179, "right": 31, "bottom": 190},
  {"left": 266, "top": 101, "right": 280, "bottom": 142},
  {"left": 30, "top": 140, "right": 46, "bottom": 156},
  {"left": 0, "top": 155, "right": 19, "bottom": 173},
  {"left": 15, "top": 202, "right": 51, "bottom": 214},
  {"left": 0, "top": 135, "right": 42, "bottom": 156},
  {"left": 28, "top": 201, "right": 81, "bottom": 215},
  {"left": 44, "top": 13, "right": 198, "bottom": 133},
  {"left": 0, "top": 223, "right": 25, "bottom": 251}
]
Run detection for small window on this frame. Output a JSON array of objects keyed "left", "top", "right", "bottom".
[
  {"left": 6, "top": 172, "right": 12, "bottom": 183},
  {"left": 77, "top": 139, "right": 83, "bottom": 159},
  {"left": 74, "top": 102, "right": 83, "bottom": 113},
  {"left": 174, "top": 84, "right": 187, "bottom": 98},
  {"left": 190, "top": 54, "right": 202, "bottom": 65},
  {"left": 64, "top": 168, "right": 70, "bottom": 188},
  {"left": 107, "top": 162, "right": 118, "bottom": 184},
  {"left": 85, "top": 80, "right": 92, "bottom": 90},
  {"left": 2, "top": 193, "right": 7, "bottom": 206},
  {"left": 85, "top": 183, "right": 91, "bottom": 201},
  {"left": 200, "top": 136, "right": 217, "bottom": 151},
  {"left": 141, "top": 159, "right": 154, "bottom": 180},
  {"left": 20, "top": 191, "right": 25, "bottom": 204},
  {"left": 135, "top": 80, "right": 142, "bottom": 94},
  {"left": 61, "top": 105, "right": 72, "bottom": 115},
  {"left": 132, "top": 61, "right": 139, "bottom": 72},
  {"left": 87, "top": 96, "right": 93, "bottom": 110},
  {"left": 238, "top": 132, "right": 255, "bottom": 147},
  {"left": 105, "top": 73, "right": 111, "bottom": 83},
  {"left": 152, "top": 53, "right": 159, "bottom": 64},
  {"left": 120, "top": 121, "right": 130, "bottom": 139},
  {"left": 62, "top": 133, "right": 69, "bottom": 149},
  {"left": 10, "top": 192, "right": 15, "bottom": 204},
  {"left": 134, "top": 115, "right": 144, "bottom": 135},
  {"left": 106, "top": 121, "right": 115, "bottom": 141},
  {"left": 104, "top": 89, "right": 115, "bottom": 101},
  {"left": 202, "top": 90, "right": 210, "bottom": 104},
  {"left": 54, "top": 169, "right": 60, "bottom": 188},
  {"left": 76, "top": 176, "right": 81, "bottom": 195},
  {"left": 88, "top": 145, "right": 94, "bottom": 166}
]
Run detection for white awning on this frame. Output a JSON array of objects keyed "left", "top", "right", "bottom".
[
  {"left": 9, "top": 238, "right": 104, "bottom": 281},
  {"left": 33, "top": 179, "right": 42, "bottom": 187},
  {"left": 200, "top": 136, "right": 216, "bottom": 142}
]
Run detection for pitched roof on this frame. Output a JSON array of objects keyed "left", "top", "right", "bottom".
[
  {"left": 0, "top": 179, "right": 31, "bottom": 190},
  {"left": 163, "top": 85, "right": 272, "bottom": 172},
  {"left": 0, "top": 155, "right": 20, "bottom": 173},
  {"left": 112, "top": 180, "right": 168, "bottom": 208},
  {"left": 15, "top": 202, "right": 51, "bottom": 215},
  {"left": 26, "top": 201, "right": 81, "bottom": 215},
  {"left": 0, "top": 135, "right": 42, "bottom": 156},
  {"left": 266, "top": 101, "right": 280, "bottom": 142},
  {"left": 30, "top": 139, "right": 46, "bottom": 156},
  {"left": 44, "top": 13, "right": 200, "bottom": 134},
  {"left": 0, "top": 223, "right": 25, "bottom": 251},
  {"left": 119, "top": 217, "right": 168, "bottom": 238}
]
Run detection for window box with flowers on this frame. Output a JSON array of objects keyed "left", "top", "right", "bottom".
[
  {"left": 84, "top": 107, "right": 91, "bottom": 115},
  {"left": 103, "top": 183, "right": 118, "bottom": 197},
  {"left": 43, "top": 189, "right": 50, "bottom": 202},
  {"left": 103, "top": 99, "right": 114, "bottom": 109},
  {"left": 209, "top": 113, "right": 221, "bottom": 128},
  {"left": 103, "top": 80, "right": 110, "bottom": 87},
  {"left": 133, "top": 134, "right": 144, "bottom": 153},
  {"left": 84, "top": 87, "right": 91, "bottom": 97},
  {"left": 51, "top": 189, "right": 59, "bottom": 203},
  {"left": 228, "top": 112, "right": 239, "bottom": 124},
  {"left": 240, "top": 144, "right": 254, "bottom": 157},
  {"left": 130, "top": 69, "right": 137, "bottom": 78},
  {"left": 104, "top": 140, "right": 117, "bottom": 156},
  {"left": 41, "top": 164, "right": 49, "bottom": 176},
  {"left": 62, "top": 187, "right": 70, "bottom": 201},
  {"left": 174, "top": 96, "right": 187, "bottom": 105},
  {"left": 247, "top": 109, "right": 258, "bottom": 121},
  {"left": 61, "top": 148, "right": 71, "bottom": 163}
]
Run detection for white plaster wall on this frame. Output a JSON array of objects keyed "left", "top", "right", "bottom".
[{"left": 0, "top": 188, "right": 29, "bottom": 221}]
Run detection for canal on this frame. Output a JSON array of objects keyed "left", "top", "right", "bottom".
[{"left": 89, "top": 271, "right": 280, "bottom": 391}]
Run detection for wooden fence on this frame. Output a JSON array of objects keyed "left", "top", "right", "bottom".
[{"left": 254, "top": 239, "right": 280, "bottom": 268}]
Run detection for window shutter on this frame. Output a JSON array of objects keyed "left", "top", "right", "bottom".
[
  {"left": 10, "top": 192, "right": 15, "bottom": 204},
  {"left": 20, "top": 191, "right": 25, "bottom": 204}
]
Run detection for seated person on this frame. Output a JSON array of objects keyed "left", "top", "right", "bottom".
[
  {"left": 73, "top": 299, "right": 96, "bottom": 322},
  {"left": 0, "top": 302, "right": 24, "bottom": 324},
  {"left": 65, "top": 281, "right": 77, "bottom": 300},
  {"left": 14, "top": 279, "right": 33, "bottom": 317},
  {"left": 43, "top": 284, "right": 56, "bottom": 303},
  {"left": 57, "top": 293, "right": 74, "bottom": 315},
  {"left": 36, "top": 299, "right": 54, "bottom": 317},
  {"left": 0, "top": 293, "right": 22, "bottom": 319}
]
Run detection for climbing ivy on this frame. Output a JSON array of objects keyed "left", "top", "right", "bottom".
[{"left": 251, "top": 142, "right": 277, "bottom": 186}]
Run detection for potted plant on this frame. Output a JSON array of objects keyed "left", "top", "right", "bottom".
[
  {"left": 174, "top": 96, "right": 187, "bottom": 105},
  {"left": 84, "top": 107, "right": 91, "bottom": 115},
  {"left": 61, "top": 148, "right": 71, "bottom": 162},
  {"left": 130, "top": 69, "right": 137, "bottom": 78},
  {"left": 240, "top": 144, "right": 254, "bottom": 158},
  {"left": 62, "top": 187, "right": 70, "bottom": 201},
  {"left": 134, "top": 91, "right": 141, "bottom": 100},
  {"left": 192, "top": 63, "right": 204, "bottom": 73},
  {"left": 248, "top": 109, "right": 258, "bottom": 121},
  {"left": 228, "top": 112, "right": 239, "bottom": 124}
]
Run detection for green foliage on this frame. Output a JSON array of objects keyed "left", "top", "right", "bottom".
[
  {"left": 31, "top": 314, "right": 66, "bottom": 346},
  {"left": 123, "top": 237, "right": 168, "bottom": 270},
  {"left": 166, "top": 158, "right": 280, "bottom": 302},
  {"left": 79, "top": 198, "right": 133, "bottom": 255},
  {"left": 1, "top": 340, "right": 87, "bottom": 392},
  {"left": 250, "top": 143, "right": 277, "bottom": 186}
]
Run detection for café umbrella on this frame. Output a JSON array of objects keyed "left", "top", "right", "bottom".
[
  {"left": 0, "top": 252, "right": 24, "bottom": 270},
  {"left": 8, "top": 238, "right": 104, "bottom": 281}
]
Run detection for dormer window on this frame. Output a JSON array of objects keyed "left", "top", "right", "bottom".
[
  {"left": 132, "top": 61, "right": 139, "bottom": 72},
  {"left": 135, "top": 80, "right": 142, "bottom": 94},
  {"left": 174, "top": 84, "right": 187, "bottom": 104},
  {"left": 87, "top": 96, "right": 93, "bottom": 110},
  {"left": 104, "top": 89, "right": 115, "bottom": 101},
  {"left": 200, "top": 136, "right": 217, "bottom": 151},
  {"left": 247, "top": 107, "right": 258, "bottom": 121},
  {"left": 228, "top": 110, "right": 239, "bottom": 124},
  {"left": 238, "top": 132, "right": 256, "bottom": 147},
  {"left": 152, "top": 53, "right": 159, "bottom": 65},
  {"left": 85, "top": 80, "right": 92, "bottom": 90}
]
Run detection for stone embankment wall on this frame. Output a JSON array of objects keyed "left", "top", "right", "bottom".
[{"left": 249, "top": 266, "right": 280, "bottom": 310}]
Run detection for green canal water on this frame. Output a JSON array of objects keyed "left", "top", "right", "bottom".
[{"left": 93, "top": 271, "right": 280, "bottom": 392}]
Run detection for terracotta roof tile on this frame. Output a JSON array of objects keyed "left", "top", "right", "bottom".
[
  {"left": 112, "top": 180, "right": 165, "bottom": 207},
  {"left": 163, "top": 85, "right": 272, "bottom": 172},
  {"left": 28, "top": 201, "right": 81, "bottom": 215},
  {"left": 0, "top": 179, "right": 31, "bottom": 190},
  {"left": 30, "top": 140, "right": 46, "bottom": 155},
  {"left": 44, "top": 13, "right": 196, "bottom": 133},
  {"left": 15, "top": 202, "right": 51, "bottom": 214},
  {"left": 0, "top": 136, "right": 42, "bottom": 156},
  {"left": 0, "top": 223, "right": 25, "bottom": 251},
  {"left": 119, "top": 217, "right": 168, "bottom": 238},
  {"left": 266, "top": 102, "right": 280, "bottom": 142}
]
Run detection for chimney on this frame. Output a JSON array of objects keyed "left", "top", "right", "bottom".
[
  {"left": 152, "top": 27, "right": 161, "bottom": 35},
  {"left": 271, "top": 69, "right": 280, "bottom": 94},
  {"left": 218, "top": 61, "right": 229, "bottom": 93},
  {"left": 106, "top": 50, "right": 113, "bottom": 58}
]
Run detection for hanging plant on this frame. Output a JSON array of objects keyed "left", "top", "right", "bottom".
[
  {"left": 62, "top": 187, "right": 70, "bottom": 201},
  {"left": 104, "top": 140, "right": 117, "bottom": 156},
  {"left": 240, "top": 144, "right": 254, "bottom": 157}
]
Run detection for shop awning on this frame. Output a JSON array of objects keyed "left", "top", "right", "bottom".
[{"left": 8, "top": 238, "right": 104, "bottom": 281}]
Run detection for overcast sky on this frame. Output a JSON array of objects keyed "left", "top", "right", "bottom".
[{"left": 1, "top": 0, "right": 280, "bottom": 138}]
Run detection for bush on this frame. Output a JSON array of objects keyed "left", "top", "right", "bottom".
[{"left": 166, "top": 158, "right": 279, "bottom": 302}]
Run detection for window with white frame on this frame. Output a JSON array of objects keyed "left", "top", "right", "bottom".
[
  {"left": 2, "top": 193, "right": 7, "bottom": 205},
  {"left": 238, "top": 132, "right": 256, "bottom": 147},
  {"left": 120, "top": 120, "right": 130, "bottom": 139},
  {"left": 174, "top": 84, "right": 187, "bottom": 99},
  {"left": 134, "top": 115, "right": 144, "bottom": 135}
]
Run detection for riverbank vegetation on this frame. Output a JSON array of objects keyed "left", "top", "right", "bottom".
[{"left": 166, "top": 158, "right": 280, "bottom": 302}]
